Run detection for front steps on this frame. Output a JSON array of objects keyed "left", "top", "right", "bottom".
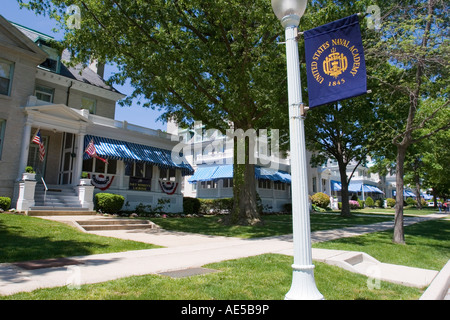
[
  {"left": 26, "top": 185, "right": 95, "bottom": 216},
  {"left": 76, "top": 219, "right": 160, "bottom": 231}
]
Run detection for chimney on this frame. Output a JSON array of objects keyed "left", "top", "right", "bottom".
[{"left": 89, "top": 59, "right": 105, "bottom": 78}]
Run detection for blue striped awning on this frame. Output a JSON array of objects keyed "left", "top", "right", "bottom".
[
  {"left": 349, "top": 182, "right": 384, "bottom": 194},
  {"left": 210, "top": 164, "right": 233, "bottom": 180},
  {"left": 188, "top": 166, "right": 220, "bottom": 183},
  {"left": 188, "top": 165, "right": 291, "bottom": 184},
  {"left": 84, "top": 135, "right": 194, "bottom": 176},
  {"left": 331, "top": 180, "right": 342, "bottom": 191},
  {"left": 255, "top": 167, "right": 291, "bottom": 183},
  {"left": 332, "top": 181, "right": 383, "bottom": 194}
]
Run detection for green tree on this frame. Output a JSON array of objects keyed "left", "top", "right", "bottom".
[
  {"left": 302, "top": 0, "right": 381, "bottom": 217},
  {"left": 367, "top": 0, "right": 449, "bottom": 243},
  {"left": 20, "top": 0, "right": 292, "bottom": 225}
]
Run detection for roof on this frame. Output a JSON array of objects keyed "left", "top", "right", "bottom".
[{"left": 10, "top": 21, "right": 123, "bottom": 96}]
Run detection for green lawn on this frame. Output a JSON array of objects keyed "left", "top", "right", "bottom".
[
  {"left": 313, "top": 219, "right": 450, "bottom": 270},
  {"left": 1, "top": 212, "right": 447, "bottom": 300},
  {"left": 351, "top": 206, "right": 439, "bottom": 216},
  {"left": 2, "top": 254, "right": 422, "bottom": 300},
  {"left": 149, "top": 213, "right": 393, "bottom": 238},
  {"left": 0, "top": 213, "right": 159, "bottom": 263}
]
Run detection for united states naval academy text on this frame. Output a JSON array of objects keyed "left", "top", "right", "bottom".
[{"left": 181, "top": 303, "right": 270, "bottom": 318}]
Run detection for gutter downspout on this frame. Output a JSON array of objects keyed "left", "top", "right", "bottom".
[{"left": 66, "top": 81, "right": 73, "bottom": 106}]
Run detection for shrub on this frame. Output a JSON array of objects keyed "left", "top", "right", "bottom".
[
  {"left": 311, "top": 192, "right": 330, "bottom": 209},
  {"left": 365, "top": 196, "right": 374, "bottom": 207},
  {"left": 198, "top": 198, "right": 233, "bottom": 215},
  {"left": 406, "top": 197, "right": 417, "bottom": 206},
  {"left": 282, "top": 203, "right": 292, "bottom": 213},
  {"left": 374, "top": 199, "right": 382, "bottom": 208},
  {"left": 349, "top": 200, "right": 360, "bottom": 209},
  {"left": 0, "top": 197, "right": 11, "bottom": 211},
  {"left": 183, "top": 197, "right": 201, "bottom": 214},
  {"left": 25, "top": 166, "right": 35, "bottom": 173},
  {"left": 420, "top": 198, "right": 427, "bottom": 207},
  {"left": 358, "top": 199, "right": 364, "bottom": 208},
  {"left": 386, "top": 198, "right": 396, "bottom": 208},
  {"left": 95, "top": 193, "right": 125, "bottom": 214}
]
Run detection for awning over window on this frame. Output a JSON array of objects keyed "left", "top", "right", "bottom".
[
  {"left": 331, "top": 180, "right": 342, "bottom": 191},
  {"left": 349, "top": 182, "right": 384, "bottom": 194},
  {"left": 188, "top": 165, "right": 291, "bottom": 184},
  {"left": 393, "top": 190, "right": 417, "bottom": 197},
  {"left": 255, "top": 167, "right": 291, "bottom": 183},
  {"left": 84, "top": 135, "right": 194, "bottom": 176},
  {"left": 331, "top": 181, "right": 384, "bottom": 194},
  {"left": 187, "top": 166, "right": 221, "bottom": 183}
]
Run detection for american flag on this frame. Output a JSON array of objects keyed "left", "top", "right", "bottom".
[
  {"left": 32, "top": 129, "right": 45, "bottom": 162},
  {"left": 85, "top": 139, "right": 108, "bottom": 163}
]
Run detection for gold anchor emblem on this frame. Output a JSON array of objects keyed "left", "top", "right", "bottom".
[{"left": 323, "top": 47, "right": 348, "bottom": 79}]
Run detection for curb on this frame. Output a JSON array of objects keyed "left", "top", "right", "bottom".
[{"left": 420, "top": 259, "right": 450, "bottom": 300}]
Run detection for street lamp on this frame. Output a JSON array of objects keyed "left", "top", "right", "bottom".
[{"left": 271, "top": 0, "right": 324, "bottom": 300}]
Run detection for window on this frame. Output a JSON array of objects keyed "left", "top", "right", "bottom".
[
  {"left": 39, "top": 58, "right": 58, "bottom": 72},
  {"left": 201, "top": 181, "right": 216, "bottom": 189},
  {"left": 274, "top": 181, "right": 286, "bottom": 191},
  {"left": 223, "top": 178, "right": 233, "bottom": 188},
  {"left": 81, "top": 97, "right": 97, "bottom": 114},
  {"left": 0, "top": 59, "right": 13, "bottom": 96},
  {"left": 258, "top": 179, "right": 271, "bottom": 189},
  {"left": 82, "top": 158, "right": 117, "bottom": 175},
  {"left": 35, "top": 85, "right": 54, "bottom": 103},
  {"left": 0, "top": 119, "right": 5, "bottom": 159},
  {"left": 94, "top": 157, "right": 106, "bottom": 173},
  {"left": 129, "top": 162, "right": 152, "bottom": 178},
  {"left": 160, "top": 167, "right": 176, "bottom": 181},
  {"left": 37, "top": 41, "right": 61, "bottom": 73}
]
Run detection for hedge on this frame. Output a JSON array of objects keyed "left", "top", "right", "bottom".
[
  {"left": 183, "top": 197, "right": 201, "bottom": 214},
  {"left": 0, "top": 197, "right": 11, "bottom": 211},
  {"left": 95, "top": 193, "right": 125, "bottom": 214},
  {"left": 311, "top": 192, "right": 330, "bottom": 209}
]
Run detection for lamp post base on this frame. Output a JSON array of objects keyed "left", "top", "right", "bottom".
[{"left": 285, "top": 264, "right": 324, "bottom": 300}]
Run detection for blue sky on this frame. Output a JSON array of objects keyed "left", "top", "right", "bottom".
[{"left": 1, "top": 0, "right": 167, "bottom": 131}]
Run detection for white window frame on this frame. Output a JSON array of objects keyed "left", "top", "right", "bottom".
[
  {"left": 0, "top": 59, "right": 14, "bottom": 96},
  {"left": 81, "top": 97, "right": 97, "bottom": 114},
  {"left": 35, "top": 85, "right": 54, "bottom": 103},
  {"left": 0, "top": 119, "right": 6, "bottom": 160}
]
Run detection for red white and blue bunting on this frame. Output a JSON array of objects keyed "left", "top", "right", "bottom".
[
  {"left": 89, "top": 174, "right": 115, "bottom": 191},
  {"left": 159, "top": 179, "right": 178, "bottom": 195}
]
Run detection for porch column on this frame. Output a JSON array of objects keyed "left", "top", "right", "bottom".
[
  {"left": 73, "top": 131, "right": 85, "bottom": 186},
  {"left": 17, "top": 117, "right": 33, "bottom": 181}
]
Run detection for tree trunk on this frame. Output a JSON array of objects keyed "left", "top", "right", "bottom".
[
  {"left": 228, "top": 136, "right": 262, "bottom": 226},
  {"left": 394, "top": 146, "right": 407, "bottom": 244},
  {"left": 338, "top": 161, "right": 351, "bottom": 217},
  {"left": 414, "top": 172, "right": 422, "bottom": 209}
]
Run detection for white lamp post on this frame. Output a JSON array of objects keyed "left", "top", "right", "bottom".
[{"left": 271, "top": 0, "right": 324, "bottom": 300}]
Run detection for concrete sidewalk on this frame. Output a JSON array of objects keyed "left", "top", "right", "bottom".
[{"left": 0, "top": 213, "right": 448, "bottom": 298}]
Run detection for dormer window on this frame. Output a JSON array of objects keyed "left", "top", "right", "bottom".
[{"left": 36, "top": 39, "right": 61, "bottom": 73}]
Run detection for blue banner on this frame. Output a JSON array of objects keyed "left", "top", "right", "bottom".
[{"left": 304, "top": 14, "right": 367, "bottom": 108}]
